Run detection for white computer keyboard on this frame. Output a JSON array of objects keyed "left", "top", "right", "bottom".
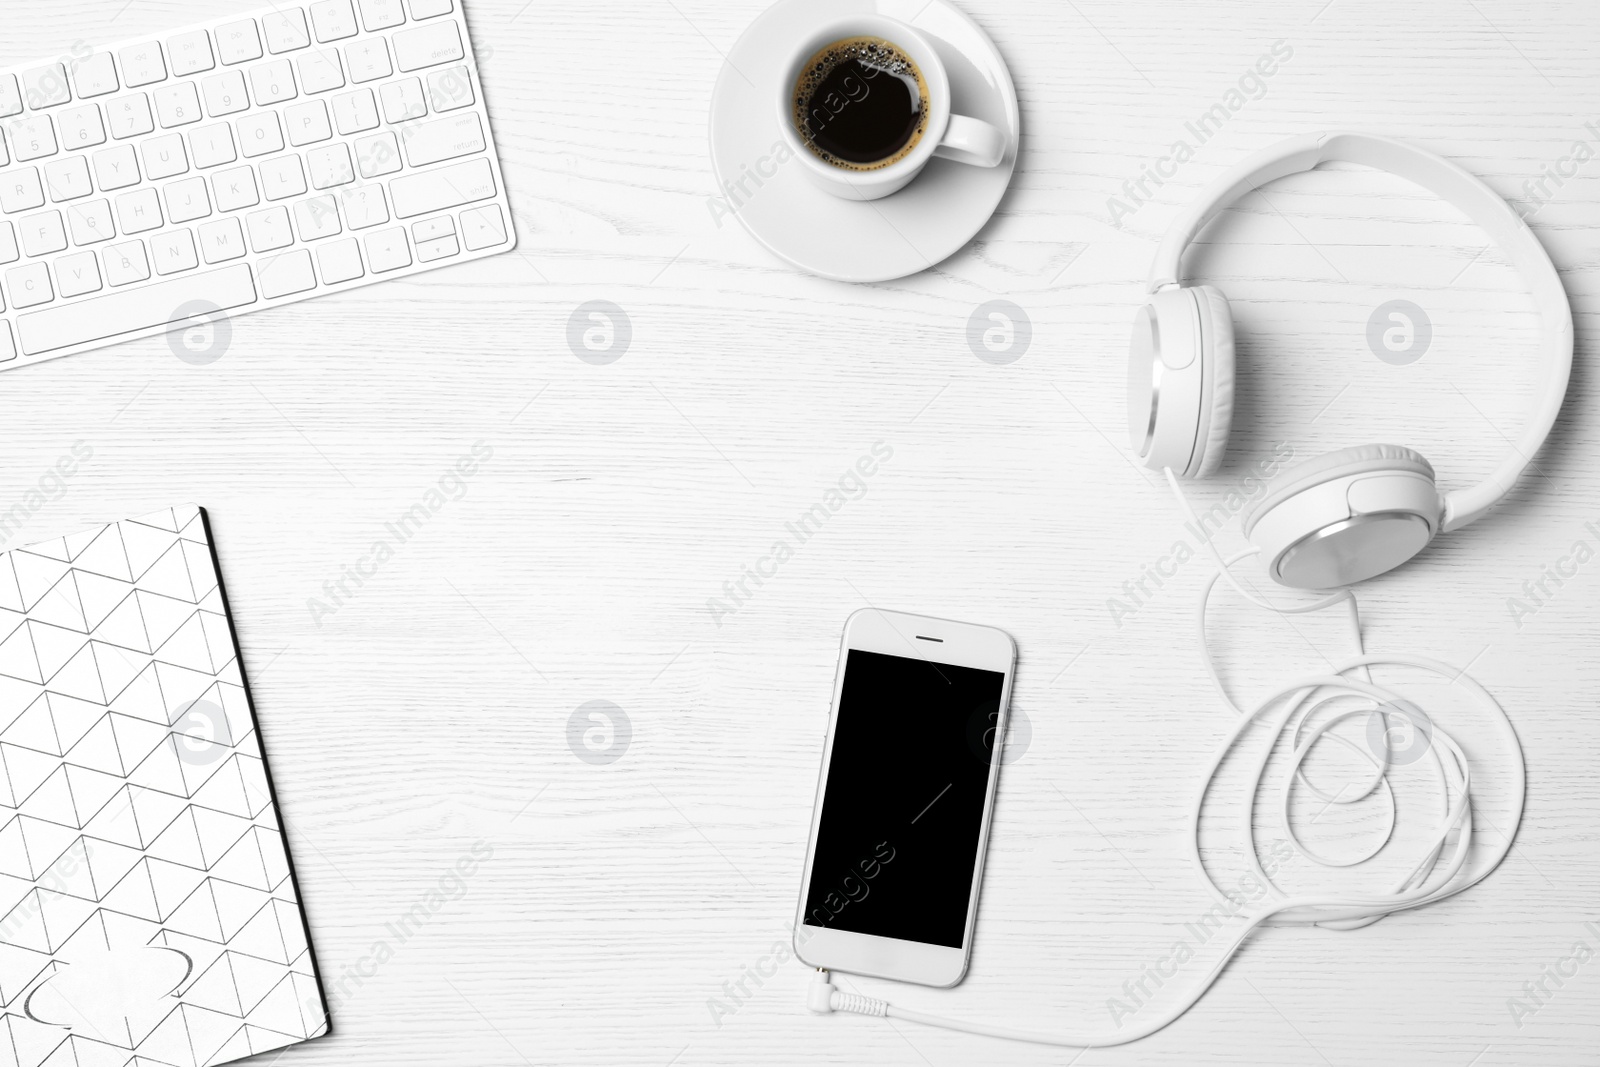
[{"left": 0, "top": 0, "right": 515, "bottom": 371}]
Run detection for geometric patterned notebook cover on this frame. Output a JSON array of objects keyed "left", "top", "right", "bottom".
[{"left": 0, "top": 506, "right": 328, "bottom": 1067}]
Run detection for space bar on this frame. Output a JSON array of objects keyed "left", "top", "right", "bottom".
[{"left": 16, "top": 265, "right": 258, "bottom": 356}]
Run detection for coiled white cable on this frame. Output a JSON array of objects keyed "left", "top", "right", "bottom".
[{"left": 807, "top": 469, "right": 1526, "bottom": 1047}]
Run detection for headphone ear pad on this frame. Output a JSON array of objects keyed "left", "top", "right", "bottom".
[{"left": 1192, "top": 284, "right": 1235, "bottom": 478}]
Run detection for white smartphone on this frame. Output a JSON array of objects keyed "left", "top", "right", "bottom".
[{"left": 794, "top": 608, "right": 1017, "bottom": 988}]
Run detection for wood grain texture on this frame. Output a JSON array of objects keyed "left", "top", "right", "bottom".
[{"left": 3, "top": 0, "right": 1599, "bottom": 1064}]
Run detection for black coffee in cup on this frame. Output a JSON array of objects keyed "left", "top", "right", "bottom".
[{"left": 792, "top": 37, "right": 929, "bottom": 171}]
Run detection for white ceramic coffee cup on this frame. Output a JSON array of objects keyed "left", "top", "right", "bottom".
[{"left": 777, "top": 15, "right": 1006, "bottom": 201}]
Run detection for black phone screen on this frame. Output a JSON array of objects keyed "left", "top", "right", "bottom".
[{"left": 802, "top": 649, "right": 1006, "bottom": 949}]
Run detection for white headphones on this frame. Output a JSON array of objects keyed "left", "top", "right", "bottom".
[{"left": 1128, "top": 132, "right": 1574, "bottom": 589}]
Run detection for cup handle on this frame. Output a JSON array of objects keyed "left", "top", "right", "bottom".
[{"left": 933, "top": 114, "right": 1006, "bottom": 168}]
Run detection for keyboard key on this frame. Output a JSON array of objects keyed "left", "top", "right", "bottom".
[
  {"left": 118, "top": 44, "right": 167, "bottom": 89},
  {"left": 0, "top": 76, "right": 20, "bottom": 117},
  {"left": 164, "top": 177, "right": 211, "bottom": 223},
  {"left": 0, "top": 169, "right": 45, "bottom": 213},
  {"left": 294, "top": 194, "right": 342, "bottom": 239},
  {"left": 357, "top": 0, "right": 406, "bottom": 31},
  {"left": 286, "top": 100, "right": 333, "bottom": 146},
  {"left": 332, "top": 89, "right": 378, "bottom": 134},
  {"left": 22, "top": 65, "right": 71, "bottom": 109},
  {"left": 7, "top": 262, "right": 54, "bottom": 308},
  {"left": 414, "top": 216, "right": 451, "bottom": 247},
  {"left": 258, "top": 249, "right": 316, "bottom": 297},
  {"left": 407, "top": 0, "right": 453, "bottom": 18},
  {"left": 403, "top": 112, "right": 483, "bottom": 167},
  {"left": 344, "top": 38, "right": 392, "bottom": 83},
  {"left": 212, "top": 166, "right": 260, "bottom": 211},
  {"left": 199, "top": 217, "right": 246, "bottom": 263},
  {"left": 260, "top": 156, "right": 307, "bottom": 200},
  {"left": 217, "top": 20, "right": 264, "bottom": 65},
  {"left": 57, "top": 104, "right": 106, "bottom": 148},
  {"left": 246, "top": 205, "right": 293, "bottom": 251},
  {"left": 141, "top": 133, "right": 188, "bottom": 179},
  {"left": 10, "top": 117, "right": 58, "bottom": 162},
  {"left": 364, "top": 225, "right": 410, "bottom": 271},
  {"left": 379, "top": 78, "right": 426, "bottom": 123},
  {"left": 44, "top": 156, "right": 92, "bottom": 201},
  {"left": 66, "top": 199, "right": 115, "bottom": 244},
  {"left": 56, "top": 251, "right": 102, "bottom": 297},
  {"left": 202, "top": 70, "right": 250, "bottom": 117},
  {"left": 20, "top": 211, "right": 67, "bottom": 256},
  {"left": 108, "top": 94, "right": 155, "bottom": 140},
  {"left": 389, "top": 156, "right": 494, "bottom": 218},
  {"left": 72, "top": 54, "right": 120, "bottom": 99},
  {"left": 416, "top": 232, "right": 457, "bottom": 261},
  {"left": 115, "top": 188, "right": 163, "bottom": 233},
  {"left": 155, "top": 82, "right": 202, "bottom": 127},
  {"left": 15, "top": 264, "right": 256, "bottom": 354},
  {"left": 312, "top": 0, "right": 360, "bottom": 42},
  {"left": 104, "top": 240, "right": 150, "bottom": 286},
  {"left": 0, "top": 325, "right": 13, "bottom": 362},
  {"left": 189, "top": 124, "right": 236, "bottom": 168},
  {"left": 0, "top": 135, "right": 7, "bottom": 169},
  {"left": 297, "top": 50, "right": 346, "bottom": 94},
  {"left": 236, "top": 112, "right": 284, "bottom": 157},
  {"left": 412, "top": 215, "right": 457, "bottom": 251},
  {"left": 0, "top": 223, "right": 16, "bottom": 263},
  {"left": 341, "top": 183, "right": 389, "bottom": 228},
  {"left": 426, "top": 65, "right": 473, "bottom": 112},
  {"left": 317, "top": 236, "right": 363, "bottom": 282},
  {"left": 393, "top": 22, "right": 463, "bottom": 72},
  {"left": 167, "top": 31, "right": 216, "bottom": 77},
  {"left": 152, "top": 228, "right": 198, "bottom": 274},
  {"left": 353, "top": 131, "right": 400, "bottom": 177},
  {"left": 460, "top": 204, "right": 507, "bottom": 250},
  {"left": 92, "top": 144, "right": 141, "bottom": 190},
  {"left": 250, "top": 59, "right": 298, "bottom": 105},
  {"left": 411, "top": 215, "right": 452, "bottom": 242},
  {"left": 307, "top": 143, "right": 354, "bottom": 188},
  {"left": 263, "top": 10, "right": 312, "bottom": 54}
]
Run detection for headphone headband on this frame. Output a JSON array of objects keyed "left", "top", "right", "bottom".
[{"left": 1148, "top": 132, "right": 1574, "bottom": 533}]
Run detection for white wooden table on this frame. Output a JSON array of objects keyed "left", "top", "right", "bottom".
[{"left": 5, "top": 1, "right": 1598, "bottom": 1063}]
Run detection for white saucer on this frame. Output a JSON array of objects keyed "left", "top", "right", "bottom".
[{"left": 709, "top": 0, "right": 1021, "bottom": 283}]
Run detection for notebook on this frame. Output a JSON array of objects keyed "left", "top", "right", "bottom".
[{"left": 0, "top": 505, "right": 328, "bottom": 1067}]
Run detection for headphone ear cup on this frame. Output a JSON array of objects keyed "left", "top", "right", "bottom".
[
  {"left": 1243, "top": 444, "right": 1443, "bottom": 588},
  {"left": 1191, "top": 285, "right": 1235, "bottom": 478},
  {"left": 1129, "top": 288, "right": 1214, "bottom": 475}
]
